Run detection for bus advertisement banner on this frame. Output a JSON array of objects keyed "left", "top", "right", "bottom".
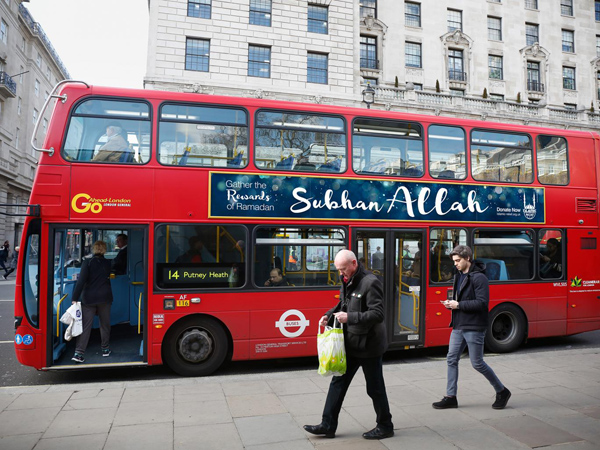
[{"left": 209, "top": 172, "right": 545, "bottom": 224}]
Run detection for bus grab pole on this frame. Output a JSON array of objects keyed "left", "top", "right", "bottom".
[{"left": 31, "top": 79, "right": 90, "bottom": 156}]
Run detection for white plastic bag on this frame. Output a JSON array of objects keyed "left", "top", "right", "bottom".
[
  {"left": 60, "top": 302, "right": 83, "bottom": 341},
  {"left": 317, "top": 319, "right": 346, "bottom": 376}
]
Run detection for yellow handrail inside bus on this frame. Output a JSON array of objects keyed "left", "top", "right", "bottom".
[
  {"left": 56, "top": 294, "right": 69, "bottom": 337},
  {"left": 138, "top": 293, "right": 143, "bottom": 335}
]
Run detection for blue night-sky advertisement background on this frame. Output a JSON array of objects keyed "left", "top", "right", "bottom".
[{"left": 210, "top": 173, "right": 545, "bottom": 224}]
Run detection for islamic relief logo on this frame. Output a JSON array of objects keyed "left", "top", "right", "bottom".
[
  {"left": 523, "top": 192, "right": 537, "bottom": 220},
  {"left": 571, "top": 276, "right": 582, "bottom": 287}
]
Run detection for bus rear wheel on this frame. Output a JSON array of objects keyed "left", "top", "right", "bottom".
[
  {"left": 485, "top": 304, "right": 526, "bottom": 353},
  {"left": 163, "top": 317, "right": 228, "bottom": 377}
]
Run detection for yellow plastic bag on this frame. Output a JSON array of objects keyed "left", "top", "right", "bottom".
[{"left": 317, "top": 319, "right": 346, "bottom": 376}]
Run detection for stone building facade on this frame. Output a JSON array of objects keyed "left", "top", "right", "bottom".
[
  {"left": 145, "top": 0, "right": 600, "bottom": 131},
  {"left": 0, "top": 0, "right": 68, "bottom": 246}
]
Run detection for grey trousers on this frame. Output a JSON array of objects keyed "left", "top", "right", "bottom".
[{"left": 75, "top": 303, "right": 111, "bottom": 354}]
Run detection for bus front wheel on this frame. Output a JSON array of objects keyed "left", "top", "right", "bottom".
[
  {"left": 485, "top": 304, "right": 526, "bottom": 353},
  {"left": 163, "top": 316, "right": 229, "bottom": 376}
]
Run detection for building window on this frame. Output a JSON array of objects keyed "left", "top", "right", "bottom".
[
  {"left": 561, "top": 0, "right": 573, "bottom": 16},
  {"left": 525, "top": 0, "right": 538, "bottom": 9},
  {"left": 250, "top": 0, "right": 271, "bottom": 26},
  {"left": 188, "top": 0, "right": 211, "bottom": 19},
  {"left": 563, "top": 66, "right": 576, "bottom": 90},
  {"left": 0, "top": 20, "right": 7, "bottom": 44},
  {"left": 448, "top": 49, "right": 465, "bottom": 81},
  {"left": 185, "top": 38, "right": 210, "bottom": 72},
  {"left": 360, "top": 35, "right": 378, "bottom": 69},
  {"left": 45, "top": 66, "right": 51, "bottom": 79},
  {"left": 360, "top": 0, "right": 377, "bottom": 18},
  {"left": 15, "top": 128, "right": 19, "bottom": 149},
  {"left": 413, "top": 83, "right": 423, "bottom": 90},
  {"left": 34, "top": 79, "right": 40, "bottom": 97},
  {"left": 363, "top": 77, "right": 377, "bottom": 85},
  {"left": 308, "top": 4, "right": 328, "bottom": 34},
  {"left": 488, "top": 16, "right": 502, "bottom": 41},
  {"left": 562, "top": 29, "right": 574, "bottom": 52},
  {"left": 526, "top": 23, "right": 539, "bottom": 46},
  {"left": 43, "top": 118, "right": 48, "bottom": 134},
  {"left": 405, "top": 42, "right": 422, "bottom": 68},
  {"left": 489, "top": 93, "right": 504, "bottom": 101},
  {"left": 488, "top": 55, "right": 503, "bottom": 80},
  {"left": 248, "top": 45, "right": 271, "bottom": 78},
  {"left": 17, "top": 97, "right": 21, "bottom": 115},
  {"left": 447, "top": 9, "right": 462, "bottom": 32},
  {"left": 33, "top": 109, "right": 38, "bottom": 125},
  {"left": 307, "top": 52, "right": 328, "bottom": 84},
  {"left": 597, "top": 35, "right": 600, "bottom": 57},
  {"left": 405, "top": 2, "right": 421, "bottom": 27},
  {"left": 450, "top": 89, "right": 465, "bottom": 96},
  {"left": 20, "top": 37, "right": 25, "bottom": 51},
  {"left": 564, "top": 103, "right": 577, "bottom": 110},
  {"left": 527, "top": 61, "right": 542, "bottom": 91},
  {"left": 36, "top": 52, "right": 41, "bottom": 67},
  {"left": 596, "top": 0, "right": 600, "bottom": 21}
]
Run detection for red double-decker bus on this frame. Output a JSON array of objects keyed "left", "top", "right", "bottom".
[{"left": 14, "top": 81, "right": 600, "bottom": 376}]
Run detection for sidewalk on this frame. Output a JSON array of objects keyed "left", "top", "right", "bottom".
[{"left": 0, "top": 347, "right": 598, "bottom": 450}]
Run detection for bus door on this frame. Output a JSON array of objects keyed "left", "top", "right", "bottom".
[
  {"left": 50, "top": 226, "right": 147, "bottom": 367},
  {"left": 354, "top": 229, "right": 424, "bottom": 347},
  {"left": 566, "top": 229, "right": 600, "bottom": 335}
]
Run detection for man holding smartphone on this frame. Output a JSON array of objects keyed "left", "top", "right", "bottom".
[{"left": 433, "top": 245, "right": 511, "bottom": 410}]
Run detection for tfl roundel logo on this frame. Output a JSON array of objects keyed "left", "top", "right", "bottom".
[{"left": 275, "top": 309, "right": 310, "bottom": 338}]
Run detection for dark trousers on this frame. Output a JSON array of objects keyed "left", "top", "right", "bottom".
[
  {"left": 322, "top": 355, "right": 393, "bottom": 432},
  {"left": 75, "top": 303, "right": 111, "bottom": 354}
]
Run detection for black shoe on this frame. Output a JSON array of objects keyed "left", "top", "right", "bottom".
[
  {"left": 432, "top": 396, "right": 458, "bottom": 409},
  {"left": 303, "top": 424, "right": 335, "bottom": 438},
  {"left": 492, "top": 387, "right": 511, "bottom": 409},
  {"left": 363, "top": 427, "right": 394, "bottom": 440}
]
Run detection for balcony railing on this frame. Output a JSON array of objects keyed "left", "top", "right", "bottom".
[
  {"left": 360, "top": 58, "right": 379, "bottom": 70},
  {"left": 449, "top": 70, "right": 467, "bottom": 82},
  {"left": 527, "top": 80, "right": 545, "bottom": 92},
  {"left": 0, "top": 72, "right": 17, "bottom": 97},
  {"left": 19, "top": 4, "right": 71, "bottom": 78}
]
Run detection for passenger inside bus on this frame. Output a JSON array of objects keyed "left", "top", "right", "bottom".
[
  {"left": 540, "top": 237, "right": 562, "bottom": 278},
  {"left": 430, "top": 243, "right": 453, "bottom": 282},
  {"left": 92, "top": 122, "right": 132, "bottom": 163},
  {"left": 175, "top": 236, "right": 205, "bottom": 263},
  {"left": 264, "top": 268, "right": 290, "bottom": 286}
]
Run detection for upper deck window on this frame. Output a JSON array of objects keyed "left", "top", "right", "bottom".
[
  {"left": 158, "top": 104, "right": 248, "bottom": 168},
  {"left": 428, "top": 125, "right": 466, "bottom": 180},
  {"left": 353, "top": 118, "right": 423, "bottom": 177},
  {"left": 62, "top": 99, "right": 151, "bottom": 164},
  {"left": 471, "top": 130, "right": 533, "bottom": 183},
  {"left": 537, "top": 135, "right": 568, "bottom": 185},
  {"left": 254, "top": 111, "right": 346, "bottom": 173}
]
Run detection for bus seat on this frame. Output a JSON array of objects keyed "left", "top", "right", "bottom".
[
  {"left": 227, "top": 151, "right": 244, "bottom": 167},
  {"left": 362, "top": 159, "right": 386, "bottom": 174},
  {"left": 478, "top": 258, "right": 509, "bottom": 281},
  {"left": 275, "top": 155, "right": 295, "bottom": 170},
  {"left": 438, "top": 170, "right": 455, "bottom": 179},
  {"left": 119, "top": 150, "right": 134, "bottom": 163},
  {"left": 318, "top": 158, "right": 342, "bottom": 172}
]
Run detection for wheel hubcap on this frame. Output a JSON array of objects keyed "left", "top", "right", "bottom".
[
  {"left": 178, "top": 329, "right": 213, "bottom": 363},
  {"left": 492, "top": 313, "right": 515, "bottom": 342}
]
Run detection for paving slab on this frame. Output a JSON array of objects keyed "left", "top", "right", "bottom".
[
  {"left": 227, "top": 393, "right": 287, "bottom": 417},
  {"left": 484, "top": 415, "right": 582, "bottom": 448},
  {"left": 174, "top": 422, "right": 243, "bottom": 450},
  {"left": 105, "top": 422, "right": 173, "bottom": 450},
  {"left": 235, "top": 413, "right": 306, "bottom": 446},
  {"left": 0, "top": 433, "right": 42, "bottom": 450},
  {"left": 174, "top": 398, "right": 232, "bottom": 427},
  {"left": 112, "top": 398, "right": 173, "bottom": 426},
  {"left": 0, "top": 407, "right": 62, "bottom": 436},
  {"left": 42, "top": 407, "right": 116, "bottom": 438},
  {"left": 33, "top": 433, "right": 107, "bottom": 450}
]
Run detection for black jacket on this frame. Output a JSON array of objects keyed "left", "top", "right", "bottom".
[
  {"left": 111, "top": 246, "right": 127, "bottom": 275},
  {"left": 72, "top": 255, "right": 113, "bottom": 305},
  {"left": 327, "top": 264, "right": 387, "bottom": 358},
  {"left": 450, "top": 259, "right": 489, "bottom": 331}
]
